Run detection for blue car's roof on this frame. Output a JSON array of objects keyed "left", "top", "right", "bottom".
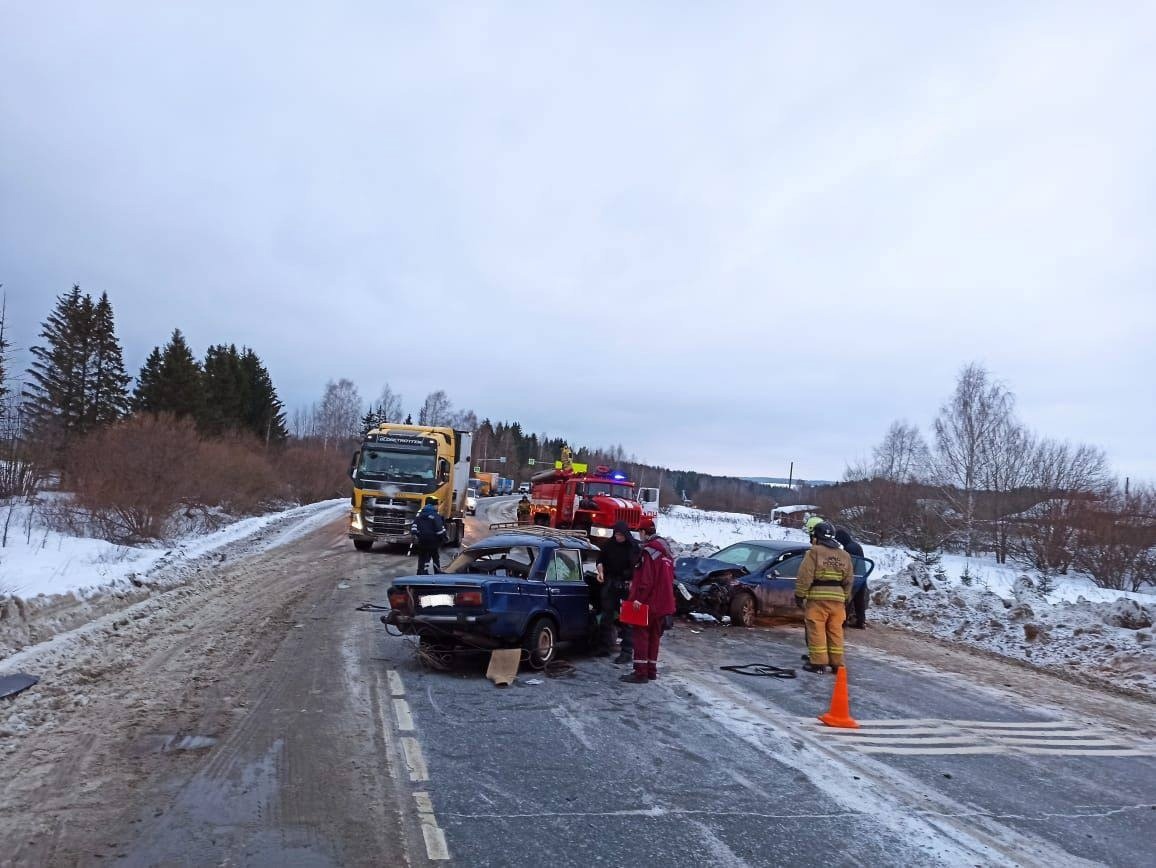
[{"left": 471, "top": 532, "right": 597, "bottom": 551}]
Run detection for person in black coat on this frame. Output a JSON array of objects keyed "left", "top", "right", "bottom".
[
  {"left": 596, "top": 521, "right": 639, "bottom": 663},
  {"left": 411, "top": 497, "right": 448, "bottom": 574},
  {"left": 835, "top": 526, "right": 868, "bottom": 628}
]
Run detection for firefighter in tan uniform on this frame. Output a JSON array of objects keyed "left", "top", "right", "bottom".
[{"left": 795, "top": 520, "right": 854, "bottom": 673}]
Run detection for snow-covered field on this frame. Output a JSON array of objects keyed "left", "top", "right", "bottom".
[
  {"left": 0, "top": 498, "right": 348, "bottom": 657},
  {"left": 0, "top": 499, "right": 346, "bottom": 599},
  {"left": 658, "top": 506, "right": 1156, "bottom": 696}
]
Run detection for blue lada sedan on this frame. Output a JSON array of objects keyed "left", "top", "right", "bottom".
[{"left": 384, "top": 529, "right": 600, "bottom": 666}]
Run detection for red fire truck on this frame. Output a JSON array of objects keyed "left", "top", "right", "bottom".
[{"left": 527, "top": 464, "right": 648, "bottom": 539}]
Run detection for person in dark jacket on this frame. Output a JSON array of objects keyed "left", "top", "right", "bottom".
[
  {"left": 621, "top": 524, "right": 676, "bottom": 684},
  {"left": 596, "top": 521, "right": 639, "bottom": 663},
  {"left": 835, "top": 526, "right": 867, "bottom": 628},
  {"left": 410, "top": 497, "right": 448, "bottom": 574}
]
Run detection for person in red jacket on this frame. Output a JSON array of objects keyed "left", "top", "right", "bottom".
[{"left": 620, "top": 523, "right": 676, "bottom": 684}]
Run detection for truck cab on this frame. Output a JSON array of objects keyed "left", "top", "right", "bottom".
[{"left": 349, "top": 425, "right": 473, "bottom": 551}]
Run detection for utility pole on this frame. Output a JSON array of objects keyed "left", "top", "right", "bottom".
[{"left": 788, "top": 461, "right": 794, "bottom": 490}]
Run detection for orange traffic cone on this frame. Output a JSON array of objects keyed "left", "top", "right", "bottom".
[{"left": 818, "top": 666, "right": 859, "bottom": 729}]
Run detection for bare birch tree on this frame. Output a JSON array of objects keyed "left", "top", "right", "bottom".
[
  {"left": 418, "top": 390, "right": 453, "bottom": 427},
  {"left": 981, "top": 417, "right": 1036, "bottom": 564},
  {"left": 1009, "top": 438, "right": 1111, "bottom": 575},
  {"left": 933, "top": 363, "right": 1013, "bottom": 556},
  {"left": 316, "top": 379, "right": 363, "bottom": 449},
  {"left": 374, "top": 384, "right": 404, "bottom": 423}
]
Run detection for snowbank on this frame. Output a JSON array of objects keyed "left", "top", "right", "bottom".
[
  {"left": 0, "top": 499, "right": 346, "bottom": 599},
  {"left": 872, "top": 566, "right": 1156, "bottom": 696},
  {"left": 657, "top": 506, "right": 1155, "bottom": 696},
  {"left": 0, "top": 499, "right": 347, "bottom": 657}
]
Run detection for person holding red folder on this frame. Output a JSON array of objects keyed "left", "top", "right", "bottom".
[{"left": 620, "top": 523, "right": 676, "bottom": 684}]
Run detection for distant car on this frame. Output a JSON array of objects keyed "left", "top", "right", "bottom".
[
  {"left": 466, "top": 491, "right": 478, "bottom": 515},
  {"left": 384, "top": 530, "right": 600, "bottom": 666},
  {"left": 675, "top": 540, "right": 874, "bottom": 628},
  {"left": 517, "top": 482, "right": 531, "bottom": 494}
]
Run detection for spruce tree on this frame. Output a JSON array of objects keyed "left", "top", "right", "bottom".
[
  {"left": 24, "top": 285, "right": 122, "bottom": 444},
  {"left": 86, "top": 292, "right": 131, "bottom": 427},
  {"left": 200, "top": 344, "right": 245, "bottom": 436},
  {"left": 133, "top": 329, "right": 204, "bottom": 420},
  {"left": 133, "top": 348, "right": 164, "bottom": 411},
  {"left": 239, "top": 348, "right": 286, "bottom": 444},
  {"left": 360, "top": 408, "right": 381, "bottom": 436}
]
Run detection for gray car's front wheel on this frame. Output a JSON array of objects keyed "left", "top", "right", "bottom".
[{"left": 729, "top": 591, "right": 756, "bottom": 628}]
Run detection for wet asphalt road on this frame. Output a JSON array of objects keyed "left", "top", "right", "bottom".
[
  {"left": 367, "top": 499, "right": 1156, "bottom": 866},
  {"left": 378, "top": 617, "right": 1156, "bottom": 867},
  {"left": 10, "top": 498, "right": 1151, "bottom": 867}
]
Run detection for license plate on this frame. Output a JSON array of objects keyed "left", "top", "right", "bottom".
[{"left": 420, "top": 594, "right": 455, "bottom": 608}]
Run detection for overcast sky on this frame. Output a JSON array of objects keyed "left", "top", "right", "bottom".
[{"left": 2, "top": 2, "right": 1154, "bottom": 481}]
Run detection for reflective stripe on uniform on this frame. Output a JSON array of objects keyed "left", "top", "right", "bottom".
[{"left": 806, "top": 590, "right": 847, "bottom": 601}]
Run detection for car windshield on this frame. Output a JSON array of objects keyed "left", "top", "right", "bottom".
[
  {"left": 446, "top": 545, "right": 540, "bottom": 579},
  {"left": 359, "top": 449, "right": 436, "bottom": 482},
  {"left": 709, "top": 543, "right": 777, "bottom": 570},
  {"left": 581, "top": 482, "right": 634, "bottom": 498}
]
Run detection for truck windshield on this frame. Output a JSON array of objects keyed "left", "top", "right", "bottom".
[
  {"left": 581, "top": 482, "right": 634, "bottom": 498},
  {"left": 358, "top": 449, "right": 436, "bottom": 482}
]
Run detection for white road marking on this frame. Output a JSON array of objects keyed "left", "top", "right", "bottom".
[
  {"left": 421, "top": 825, "right": 451, "bottom": 861},
  {"left": 393, "top": 698, "right": 415, "bottom": 731},
  {"left": 387, "top": 670, "right": 406, "bottom": 696},
  {"left": 401, "top": 737, "right": 429, "bottom": 782},
  {"left": 414, "top": 792, "right": 451, "bottom": 861},
  {"left": 1014, "top": 748, "right": 1156, "bottom": 757},
  {"left": 858, "top": 746, "right": 1009, "bottom": 756},
  {"left": 797, "top": 717, "right": 1155, "bottom": 757},
  {"left": 988, "top": 737, "right": 1123, "bottom": 747}
]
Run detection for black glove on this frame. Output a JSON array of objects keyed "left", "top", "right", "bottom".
[{"left": 795, "top": 596, "right": 806, "bottom": 609}]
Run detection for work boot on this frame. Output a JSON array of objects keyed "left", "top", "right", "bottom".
[
  {"left": 619, "top": 672, "right": 649, "bottom": 684},
  {"left": 802, "top": 662, "right": 828, "bottom": 674},
  {"left": 614, "top": 651, "right": 633, "bottom": 665},
  {"left": 800, "top": 653, "right": 810, "bottom": 662},
  {"left": 850, "top": 623, "right": 866, "bottom": 630}
]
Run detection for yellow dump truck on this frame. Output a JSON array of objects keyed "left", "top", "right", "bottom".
[{"left": 348, "top": 424, "right": 474, "bottom": 551}]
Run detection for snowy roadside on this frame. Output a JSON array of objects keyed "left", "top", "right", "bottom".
[
  {"left": 0, "top": 499, "right": 348, "bottom": 659},
  {"left": 658, "top": 506, "right": 1155, "bottom": 698}
]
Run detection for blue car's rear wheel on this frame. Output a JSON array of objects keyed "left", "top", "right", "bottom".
[{"left": 524, "top": 618, "right": 557, "bottom": 668}]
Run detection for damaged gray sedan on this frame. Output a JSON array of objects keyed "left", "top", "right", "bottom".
[{"left": 674, "top": 540, "right": 874, "bottom": 627}]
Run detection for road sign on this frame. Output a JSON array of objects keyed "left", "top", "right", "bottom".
[
  {"left": 473, "top": 466, "right": 481, "bottom": 473},
  {"left": 500, "top": 456, "right": 506, "bottom": 463},
  {"left": 528, "top": 458, "right": 536, "bottom": 466}
]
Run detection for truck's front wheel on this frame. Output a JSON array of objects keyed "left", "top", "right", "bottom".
[{"left": 353, "top": 539, "right": 373, "bottom": 552}]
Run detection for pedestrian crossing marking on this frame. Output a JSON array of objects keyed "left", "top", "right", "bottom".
[{"left": 795, "top": 718, "right": 1156, "bottom": 757}]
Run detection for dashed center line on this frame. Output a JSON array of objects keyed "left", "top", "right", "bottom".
[
  {"left": 393, "top": 698, "right": 415, "bottom": 731},
  {"left": 400, "top": 736, "right": 429, "bottom": 781},
  {"left": 387, "top": 669, "right": 406, "bottom": 696},
  {"left": 415, "top": 792, "right": 451, "bottom": 861},
  {"left": 382, "top": 670, "right": 450, "bottom": 860}
]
